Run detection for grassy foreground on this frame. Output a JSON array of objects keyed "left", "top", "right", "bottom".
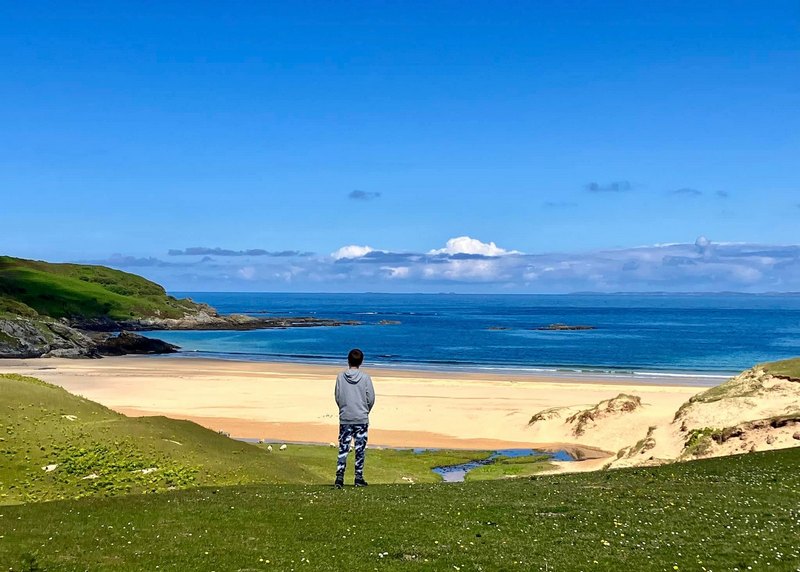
[{"left": 1, "top": 447, "right": 798, "bottom": 571}]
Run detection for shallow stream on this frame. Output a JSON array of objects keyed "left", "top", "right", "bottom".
[{"left": 428, "top": 448, "right": 574, "bottom": 483}]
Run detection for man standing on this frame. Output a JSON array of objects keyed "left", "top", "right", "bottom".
[{"left": 334, "top": 348, "right": 375, "bottom": 488}]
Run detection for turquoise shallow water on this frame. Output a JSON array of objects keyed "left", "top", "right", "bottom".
[{"left": 150, "top": 292, "right": 800, "bottom": 378}]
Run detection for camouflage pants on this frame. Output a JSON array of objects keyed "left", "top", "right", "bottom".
[{"left": 336, "top": 423, "right": 368, "bottom": 479}]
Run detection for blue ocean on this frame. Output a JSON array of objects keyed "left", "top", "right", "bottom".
[{"left": 150, "top": 293, "right": 800, "bottom": 381}]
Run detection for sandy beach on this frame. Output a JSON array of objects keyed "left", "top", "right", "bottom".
[{"left": 0, "top": 356, "right": 709, "bottom": 462}]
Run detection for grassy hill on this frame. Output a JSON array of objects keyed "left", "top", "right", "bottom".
[
  {"left": 0, "top": 374, "right": 491, "bottom": 504},
  {"left": 0, "top": 256, "right": 202, "bottom": 321}
]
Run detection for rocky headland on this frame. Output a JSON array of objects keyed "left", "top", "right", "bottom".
[
  {"left": 0, "top": 312, "right": 359, "bottom": 359},
  {"left": 0, "top": 255, "right": 357, "bottom": 359}
]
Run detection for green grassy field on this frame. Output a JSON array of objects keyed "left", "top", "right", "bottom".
[
  {"left": 0, "top": 374, "right": 492, "bottom": 504},
  {"left": 2, "top": 368, "right": 799, "bottom": 570},
  {"left": 0, "top": 256, "right": 201, "bottom": 320},
  {"left": 1, "top": 447, "right": 797, "bottom": 571}
]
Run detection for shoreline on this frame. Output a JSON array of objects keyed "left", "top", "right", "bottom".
[
  {"left": 1, "top": 355, "right": 708, "bottom": 470},
  {"left": 146, "top": 351, "right": 729, "bottom": 387}
]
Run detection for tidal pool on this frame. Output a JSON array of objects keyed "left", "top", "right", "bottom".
[{"left": 430, "top": 448, "right": 574, "bottom": 482}]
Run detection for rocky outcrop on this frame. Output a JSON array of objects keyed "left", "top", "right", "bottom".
[
  {"left": 1, "top": 309, "right": 359, "bottom": 359},
  {"left": 535, "top": 323, "right": 596, "bottom": 331},
  {"left": 94, "top": 331, "right": 179, "bottom": 356},
  {"left": 71, "top": 312, "right": 359, "bottom": 332},
  {"left": 0, "top": 317, "right": 97, "bottom": 358}
]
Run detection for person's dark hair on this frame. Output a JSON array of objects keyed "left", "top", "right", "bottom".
[{"left": 348, "top": 348, "right": 364, "bottom": 368}]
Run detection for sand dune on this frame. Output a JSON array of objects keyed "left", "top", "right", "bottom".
[{"left": 610, "top": 366, "right": 800, "bottom": 469}]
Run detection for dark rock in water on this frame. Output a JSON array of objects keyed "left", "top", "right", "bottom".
[
  {"left": 535, "top": 323, "right": 596, "bottom": 331},
  {"left": 487, "top": 326, "right": 511, "bottom": 331},
  {"left": 378, "top": 320, "right": 401, "bottom": 326},
  {"left": 95, "top": 331, "right": 179, "bottom": 356}
]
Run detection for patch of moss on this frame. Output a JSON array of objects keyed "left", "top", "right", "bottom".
[
  {"left": 0, "top": 296, "right": 38, "bottom": 317},
  {"left": 0, "top": 331, "right": 22, "bottom": 348},
  {"left": 683, "top": 427, "right": 724, "bottom": 457}
]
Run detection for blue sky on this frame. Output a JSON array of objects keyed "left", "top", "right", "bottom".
[{"left": 2, "top": 2, "right": 799, "bottom": 292}]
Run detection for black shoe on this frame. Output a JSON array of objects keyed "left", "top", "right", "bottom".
[
  {"left": 354, "top": 478, "right": 368, "bottom": 487},
  {"left": 334, "top": 475, "right": 344, "bottom": 489}
]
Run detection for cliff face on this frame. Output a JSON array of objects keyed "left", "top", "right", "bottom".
[{"left": 0, "top": 317, "right": 97, "bottom": 358}]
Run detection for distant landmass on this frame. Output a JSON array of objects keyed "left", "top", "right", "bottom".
[{"left": 0, "top": 256, "right": 356, "bottom": 358}]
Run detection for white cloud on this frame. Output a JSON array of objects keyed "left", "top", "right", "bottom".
[
  {"left": 381, "top": 266, "right": 410, "bottom": 279},
  {"left": 428, "top": 236, "right": 521, "bottom": 256},
  {"left": 237, "top": 266, "right": 256, "bottom": 280},
  {"left": 331, "top": 245, "right": 376, "bottom": 260},
  {"left": 437, "top": 259, "right": 501, "bottom": 281},
  {"left": 102, "top": 238, "right": 800, "bottom": 292}
]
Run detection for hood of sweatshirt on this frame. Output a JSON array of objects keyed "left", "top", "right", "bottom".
[{"left": 343, "top": 368, "right": 365, "bottom": 385}]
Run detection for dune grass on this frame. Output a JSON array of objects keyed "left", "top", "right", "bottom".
[
  {"left": 0, "top": 256, "right": 201, "bottom": 320},
  {"left": 1, "top": 447, "right": 798, "bottom": 571},
  {"left": 762, "top": 357, "right": 800, "bottom": 380}
]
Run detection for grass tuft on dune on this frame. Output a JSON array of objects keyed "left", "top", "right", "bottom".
[{"left": 762, "top": 357, "right": 800, "bottom": 381}]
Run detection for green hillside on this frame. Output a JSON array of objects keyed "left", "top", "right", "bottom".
[
  {"left": 0, "top": 256, "right": 201, "bottom": 320},
  {"left": 0, "top": 374, "right": 490, "bottom": 504}
]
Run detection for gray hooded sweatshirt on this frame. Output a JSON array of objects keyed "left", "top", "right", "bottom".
[{"left": 334, "top": 368, "right": 375, "bottom": 424}]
